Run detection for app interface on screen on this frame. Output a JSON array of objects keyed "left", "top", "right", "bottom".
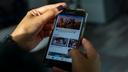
[{"left": 46, "top": 14, "right": 84, "bottom": 62}]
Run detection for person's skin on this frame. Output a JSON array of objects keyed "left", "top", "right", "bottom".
[
  {"left": 11, "top": 2, "right": 100, "bottom": 72},
  {"left": 52, "top": 38, "right": 101, "bottom": 72},
  {"left": 69, "top": 38, "right": 101, "bottom": 72},
  {"left": 11, "top": 3, "right": 66, "bottom": 51}
]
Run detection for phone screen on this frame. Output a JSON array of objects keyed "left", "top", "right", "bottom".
[{"left": 46, "top": 13, "right": 85, "bottom": 63}]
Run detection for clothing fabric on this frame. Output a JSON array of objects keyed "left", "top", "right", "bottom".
[{"left": 0, "top": 35, "right": 51, "bottom": 72}]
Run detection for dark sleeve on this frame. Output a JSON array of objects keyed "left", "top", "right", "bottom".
[{"left": 0, "top": 35, "right": 42, "bottom": 72}]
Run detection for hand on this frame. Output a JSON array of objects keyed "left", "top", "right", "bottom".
[
  {"left": 11, "top": 3, "right": 66, "bottom": 51},
  {"left": 52, "top": 67, "right": 66, "bottom": 72},
  {"left": 69, "top": 38, "right": 101, "bottom": 72}
]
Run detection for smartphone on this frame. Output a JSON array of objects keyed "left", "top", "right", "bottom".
[{"left": 43, "top": 9, "right": 88, "bottom": 71}]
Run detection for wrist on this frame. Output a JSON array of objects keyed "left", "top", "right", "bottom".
[{"left": 11, "top": 33, "right": 30, "bottom": 51}]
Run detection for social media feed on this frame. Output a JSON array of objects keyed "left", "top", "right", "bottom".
[{"left": 46, "top": 14, "right": 84, "bottom": 62}]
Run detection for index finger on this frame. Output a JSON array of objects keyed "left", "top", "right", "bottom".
[{"left": 37, "top": 2, "right": 66, "bottom": 14}]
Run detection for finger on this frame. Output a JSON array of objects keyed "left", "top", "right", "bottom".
[
  {"left": 38, "top": 30, "right": 52, "bottom": 43},
  {"left": 82, "top": 38, "right": 98, "bottom": 60},
  {"left": 43, "top": 23, "right": 54, "bottom": 31},
  {"left": 47, "top": 18, "right": 54, "bottom": 24},
  {"left": 44, "top": 31, "right": 51, "bottom": 37},
  {"left": 52, "top": 67, "right": 66, "bottom": 72},
  {"left": 69, "top": 48, "right": 87, "bottom": 72},
  {"left": 69, "top": 48, "right": 85, "bottom": 62},
  {"left": 37, "top": 2, "right": 66, "bottom": 14},
  {"left": 27, "top": 2, "right": 66, "bottom": 17},
  {"left": 36, "top": 9, "right": 58, "bottom": 27},
  {"left": 39, "top": 24, "right": 53, "bottom": 38},
  {"left": 39, "top": 31, "right": 45, "bottom": 39}
]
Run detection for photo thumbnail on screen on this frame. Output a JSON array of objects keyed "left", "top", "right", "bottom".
[
  {"left": 57, "top": 15, "right": 82, "bottom": 30},
  {"left": 48, "top": 52, "right": 70, "bottom": 59},
  {"left": 68, "top": 39, "right": 78, "bottom": 48},
  {"left": 51, "top": 36, "right": 69, "bottom": 47}
]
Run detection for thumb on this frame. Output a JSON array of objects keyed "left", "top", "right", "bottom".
[
  {"left": 52, "top": 67, "right": 66, "bottom": 72},
  {"left": 82, "top": 38, "right": 98, "bottom": 60},
  {"left": 69, "top": 48, "right": 84, "bottom": 61},
  {"left": 69, "top": 48, "right": 86, "bottom": 72}
]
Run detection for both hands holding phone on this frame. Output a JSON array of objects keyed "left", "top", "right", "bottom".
[{"left": 11, "top": 2, "right": 100, "bottom": 72}]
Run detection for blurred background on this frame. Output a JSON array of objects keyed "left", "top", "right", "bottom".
[{"left": 0, "top": 0, "right": 128, "bottom": 72}]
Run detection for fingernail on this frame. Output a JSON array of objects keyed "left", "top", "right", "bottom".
[
  {"left": 57, "top": 5, "right": 65, "bottom": 11},
  {"left": 82, "top": 38, "right": 86, "bottom": 44}
]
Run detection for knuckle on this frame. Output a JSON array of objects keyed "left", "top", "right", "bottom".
[
  {"left": 27, "top": 10, "right": 32, "bottom": 15},
  {"left": 26, "top": 9, "right": 36, "bottom": 16}
]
